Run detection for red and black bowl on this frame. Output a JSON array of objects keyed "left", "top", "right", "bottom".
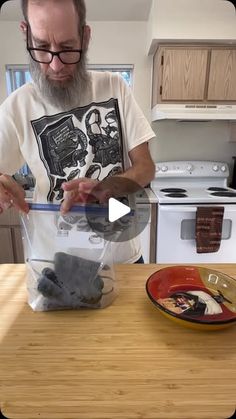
[{"left": 146, "top": 266, "right": 236, "bottom": 330}]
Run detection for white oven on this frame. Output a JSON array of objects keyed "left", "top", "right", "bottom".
[
  {"left": 157, "top": 204, "right": 236, "bottom": 263},
  {"left": 151, "top": 161, "right": 236, "bottom": 264},
  {"left": 137, "top": 203, "right": 151, "bottom": 263},
  {"left": 136, "top": 189, "right": 158, "bottom": 263}
]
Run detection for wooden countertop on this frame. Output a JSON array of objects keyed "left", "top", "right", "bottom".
[{"left": 0, "top": 264, "right": 236, "bottom": 419}]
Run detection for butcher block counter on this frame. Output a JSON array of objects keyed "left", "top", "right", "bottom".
[{"left": 0, "top": 264, "right": 236, "bottom": 419}]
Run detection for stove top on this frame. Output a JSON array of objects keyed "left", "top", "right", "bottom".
[
  {"left": 135, "top": 188, "right": 158, "bottom": 204},
  {"left": 153, "top": 186, "right": 236, "bottom": 204},
  {"left": 151, "top": 161, "right": 236, "bottom": 204}
]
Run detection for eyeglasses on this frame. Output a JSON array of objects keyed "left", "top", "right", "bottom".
[
  {"left": 27, "top": 47, "right": 83, "bottom": 64},
  {"left": 26, "top": 25, "right": 83, "bottom": 64}
]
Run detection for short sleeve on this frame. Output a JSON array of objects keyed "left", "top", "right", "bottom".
[{"left": 116, "top": 75, "right": 156, "bottom": 152}]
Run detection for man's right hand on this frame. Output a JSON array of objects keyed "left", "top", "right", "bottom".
[{"left": 0, "top": 174, "right": 29, "bottom": 214}]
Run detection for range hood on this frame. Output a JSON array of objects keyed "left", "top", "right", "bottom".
[{"left": 151, "top": 104, "right": 236, "bottom": 121}]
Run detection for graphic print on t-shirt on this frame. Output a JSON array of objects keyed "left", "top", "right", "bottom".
[{"left": 31, "top": 99, "right": 123, "bottom": 201}]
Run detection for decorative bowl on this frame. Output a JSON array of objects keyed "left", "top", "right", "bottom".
[{"left": 146, "top": 266, "right": 236, "bottom": 330}]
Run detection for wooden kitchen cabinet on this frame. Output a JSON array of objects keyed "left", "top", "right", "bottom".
[
  {"left": 152, "top": 44, "right": 236, "bottom": 106},
  {"left": 0, "top": 227, "right": 15, "bottom": 263},
  {"left": 12, "top": 227, "right": 25, "bottom": 263},
  {"left": 0, "top": 209, "right": 24, "bottom": 264},
  {"left": 208, "top": 49, "right": 236, "bottom": 100}
]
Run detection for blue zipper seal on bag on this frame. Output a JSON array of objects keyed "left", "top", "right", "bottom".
[
  {"left": 28, "top": 203, "right": 107, "bottom": 214},
  {"left": 28, "top": 203, "right": 135, "bottom": 216}
]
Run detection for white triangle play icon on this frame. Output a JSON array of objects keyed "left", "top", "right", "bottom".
[{"left": 108, "top": 198, "right": 131, "bottom": 222}]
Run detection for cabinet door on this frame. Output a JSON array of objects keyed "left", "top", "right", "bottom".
[
  {"left": 161, "top": 48, "right": 208, "bottom": 101},
  {"left": 207, "top": 50, "right": 236, "bottom": 100},
  {"left": 12, "top": 227, "right": 25, "bottom": 263},
  {"left": 0, "top": 227, "right": 14, "bottom": 263}
]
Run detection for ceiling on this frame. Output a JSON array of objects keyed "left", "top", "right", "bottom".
[{"left": 0, "top": 0, "right": 153, "bottom": 21}]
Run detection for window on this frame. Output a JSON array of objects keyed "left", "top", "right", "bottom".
[
  {"left": 6, "top": 64, "right": 133, "bottom": 94},
  {"left": 6, "top": 65, "right": 32, "bottom": 95},
  {"left": 88, "top": 64, "right": 133, "bottom": 87}
]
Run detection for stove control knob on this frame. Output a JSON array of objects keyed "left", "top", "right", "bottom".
[
  {"left": 161, "top": 165, "right": 168, "bottom": 172},
  {"left": 186, "top": 164, "right": 194, "bottom": 172},
  {"left": 212, "top": 165, "right": 219, "bottom": 172},
  {"left": 221, "top": 165, "right": 227, "bottom": 172}
]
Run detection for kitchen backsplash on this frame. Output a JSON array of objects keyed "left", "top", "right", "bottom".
[{"left": 149, "top": 120, "right": 236, "bottom": 181}]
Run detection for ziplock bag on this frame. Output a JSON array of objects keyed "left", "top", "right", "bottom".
[{"left": 20, "top": 203, "right": 117, "bottom": 311}]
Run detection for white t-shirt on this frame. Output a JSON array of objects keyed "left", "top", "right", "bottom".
[{"left": 0, "top": 71, "right": 155, "bottom": 263}]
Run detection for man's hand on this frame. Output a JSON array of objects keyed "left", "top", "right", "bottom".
[
  {"left": 0, "top": 174, "right": 29, "bottom": 214},
  {"left": 60, "top": 176, "right": 141, "bottom": 214},
  {"left": 60, "top": 143, "right": 155, "bottom": 215},
  {"left": 61, "top": 178, "right": 112, "bottom": 214}
]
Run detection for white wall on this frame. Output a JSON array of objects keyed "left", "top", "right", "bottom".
[
  {"left": 149, "top": 121, "right": 236, "bottom": 176},
  {"left": 88, "top": 21, "right": 152, "bottom": 119},
  {"left": 148, "top": 0, "right": 236, "bottom": 179},
  {"left": 0, "top": 20, "right": 152, "bottom": 120},
  {"left": 148, "top": 0, "right": 236, "bottom": 53},
  {"left": 0, "top": 21, "right": 28, "bottom": 104}
]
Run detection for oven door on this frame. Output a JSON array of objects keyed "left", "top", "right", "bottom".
[{"left": 156, "top": 204, "right": 236, "bottom": 263}]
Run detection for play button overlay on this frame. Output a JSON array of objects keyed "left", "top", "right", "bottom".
[
  {"left": 84, "top": 177, "right": 151, "bottom": 243},
  {"left": 108, "top": 198, "right": 131, "bottom": 222}
]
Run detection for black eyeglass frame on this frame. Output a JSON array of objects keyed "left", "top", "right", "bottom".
[{"left": 26, "top": 25, "right": 83, "bottom": 65}]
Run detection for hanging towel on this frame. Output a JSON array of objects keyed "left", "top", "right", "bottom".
[{"left": 195, "top": 207, "right": 224, "bottom": 253}]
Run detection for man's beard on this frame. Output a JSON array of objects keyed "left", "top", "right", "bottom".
[{"left": 29, "top": 52, "right": 91, "bottom": 110}]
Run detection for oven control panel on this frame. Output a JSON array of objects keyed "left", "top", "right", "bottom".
[{"left": 155, "top": 161, "right": 229, "bottom": 178}]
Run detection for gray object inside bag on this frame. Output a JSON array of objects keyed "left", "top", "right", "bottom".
[{"left": 37, "top": 252, "right": 105, "bottom": 309}]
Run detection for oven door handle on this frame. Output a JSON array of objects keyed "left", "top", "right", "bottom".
[
  {"left": 160, "top": 205, "right": 236, "bottom": 213},
  {"left": 160, "top": 206, "right": 198, "bottom": 213}
]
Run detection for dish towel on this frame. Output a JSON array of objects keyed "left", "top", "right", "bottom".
[{"left": 195, "top": 207, "right": 224, "bottom": 253}]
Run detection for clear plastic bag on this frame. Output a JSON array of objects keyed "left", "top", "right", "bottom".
[{"left": 20, "top": 204, "right": 117, "bottom": 311}]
